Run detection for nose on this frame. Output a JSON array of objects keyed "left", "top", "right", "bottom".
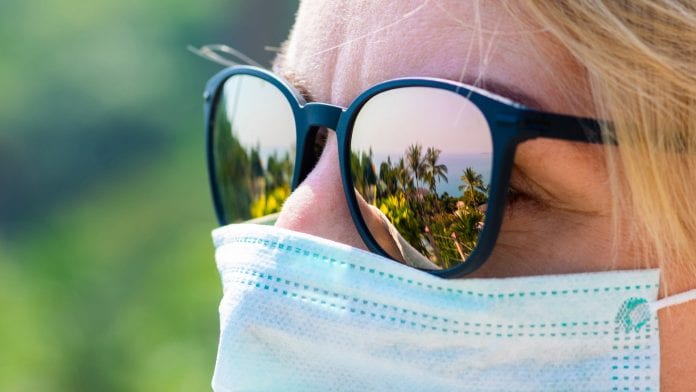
[{"left": 274, "top": 131, "right": 369, "bottom": 250}]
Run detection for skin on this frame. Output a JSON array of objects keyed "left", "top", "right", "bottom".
[{"left": 270, "top": 1, "right": 695, "bottom": 389}]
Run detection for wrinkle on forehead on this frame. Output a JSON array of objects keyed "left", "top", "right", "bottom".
[{"left": 274, "top": 0, "right": 593, "bottom": 115}]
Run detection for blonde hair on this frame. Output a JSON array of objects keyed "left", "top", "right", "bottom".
[{"left": 513, "top": 1, "right": 696, "bottom": 278}]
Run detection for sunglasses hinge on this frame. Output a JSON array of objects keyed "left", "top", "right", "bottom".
[{"left": 494, "top": 114, "right": 522, "bottom": 129}]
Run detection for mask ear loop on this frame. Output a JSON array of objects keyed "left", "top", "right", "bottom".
[
  {"left": 187, "top": 44, "right": 264, "bottom": 68},
  {"left": 649, "top": 288, "right": 696, "bottom": 312}
]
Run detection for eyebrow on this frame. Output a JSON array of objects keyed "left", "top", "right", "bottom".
[
  {"left": 466, "top": 78, "right": 545, "bottom": 111},
  {"left": 270, "top": 43, "right": 318, "bottom": 100},
  {"left": 271, "top": 52, "right": 545, "bottom": 110}
]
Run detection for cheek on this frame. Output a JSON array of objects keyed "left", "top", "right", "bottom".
[
  {"left": 468, "top": 140, "right": 619, "bottom": 278},
  {"left": 495, "top": 203, "right": 615, "bottom": 274},
  {"left": 475, "top": 183, "right": 620, "bottom": 278}
]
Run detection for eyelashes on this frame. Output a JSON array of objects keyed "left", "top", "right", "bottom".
[{"left": 506, "top": 186, "right": 524, "bottom": 208}]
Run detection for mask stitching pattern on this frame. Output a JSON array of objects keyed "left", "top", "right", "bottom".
[
  {"left": 224, "top": 272, "right": 659, "bottom": 388},
  {"left": 214, "top": 228, "right": 661, "bottom": 391},
  {"left": 222, "top": 266, "right": 657, "bottom": 340},
  {"left": 611, "top": 329, "right": 655, "bottom": 389},
  {"left": 218, "top": 236, "right": 656, "bottom": 298}
]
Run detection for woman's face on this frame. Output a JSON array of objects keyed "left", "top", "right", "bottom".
[{"left": 272, "top": 0, "right": 646, "bottom": 277}]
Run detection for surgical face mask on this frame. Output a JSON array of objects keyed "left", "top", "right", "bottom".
[{"left": 210, "top": 223, "right": 696, "bottom": 392}]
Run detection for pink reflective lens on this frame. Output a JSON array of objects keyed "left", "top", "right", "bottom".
[{"left": 350, "top": 87, "right": 492, "bottom": 269}]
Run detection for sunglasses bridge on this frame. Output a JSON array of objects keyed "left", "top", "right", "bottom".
[{"left": 302, "top": 102, "right": 344, "bottom": 130}]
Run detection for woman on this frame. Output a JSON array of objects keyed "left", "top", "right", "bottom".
[{"left": 206, "top": 1, "right": 695, "bottom": 390}]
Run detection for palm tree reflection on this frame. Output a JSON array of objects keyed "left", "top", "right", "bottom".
[{"left": 352, "top": 143, "right": 489, "bottom": 269}]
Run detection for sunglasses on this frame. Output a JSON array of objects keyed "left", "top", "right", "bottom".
[{"left": 204, "top": 65, "right": 607, "bottom": 278}]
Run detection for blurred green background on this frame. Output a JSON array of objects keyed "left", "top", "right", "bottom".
[{"left": 0, "top": 0, "right": 298, "bottom": 390}]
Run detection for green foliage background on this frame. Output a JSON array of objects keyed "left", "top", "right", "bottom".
[{"left": 0, "top": 0, "right": 298, "bottom": 390}]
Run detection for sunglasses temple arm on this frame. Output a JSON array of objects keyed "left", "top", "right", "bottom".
[{"left": 518, "top": 111, "right": 613, "bottom": 145}]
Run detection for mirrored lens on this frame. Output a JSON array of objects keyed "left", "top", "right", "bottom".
[
  {"left": 351, "top": 87, "right": 492, "bottom": 270},
  {"left": 211, "top": 74, "right": 296, "bottom": 223}
]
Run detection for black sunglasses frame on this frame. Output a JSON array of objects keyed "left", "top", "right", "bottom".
[{"left": 204, "top": 65, "right": 607, "bottom": 278}]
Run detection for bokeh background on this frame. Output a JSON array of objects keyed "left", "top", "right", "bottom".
[{"left": 0, "top": 0, "right": 298, "bottom": 390}]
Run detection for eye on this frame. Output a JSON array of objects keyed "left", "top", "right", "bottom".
[
  {"left": 313, "top": 127, "right": 329, "bottom": 160},
  {"left": 506, "top": 185, "right": 524, "bottom": 208},
  {"left": 504, "top": 183, "right": 548, "bottom": 215}
]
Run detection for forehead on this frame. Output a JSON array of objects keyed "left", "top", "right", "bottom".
[{"left": 273, "top": 0, "right": 592, "bottom": 115}]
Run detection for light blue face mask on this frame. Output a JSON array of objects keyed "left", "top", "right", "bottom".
[{"left": 211, "top": 223, "right": 696, "bottom": 392}]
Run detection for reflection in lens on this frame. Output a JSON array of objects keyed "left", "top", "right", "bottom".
[
  {"left": 351, "top": 87, "right": 492, "bottom": 270},
  {"left": 212, "top": 74, "right": 296, "bottom": 223}
]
